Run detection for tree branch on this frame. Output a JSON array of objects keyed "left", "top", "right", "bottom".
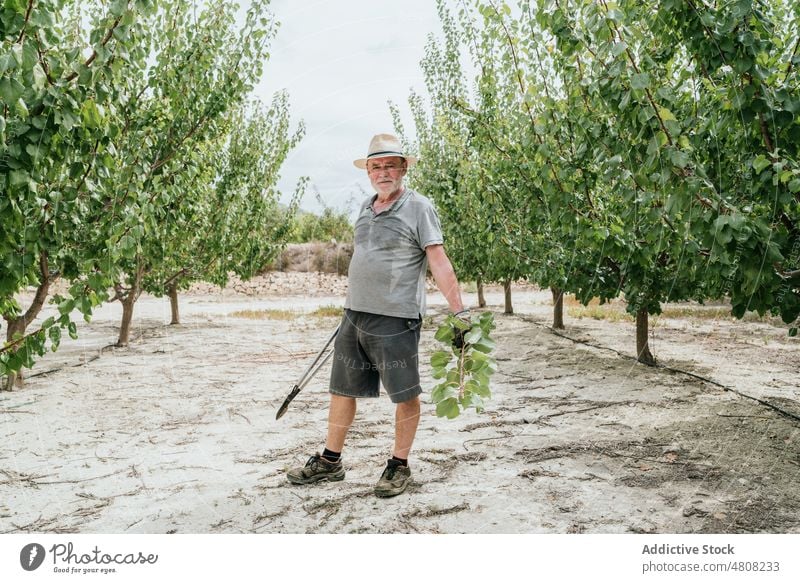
[
  {"left": 162, "top": 268, "right": 189, "bottom": 289},
  {"left": 21, "top": 251, "right": 57, "bottom": 325},
  {"left": 34, "top": 32, "right": 55, "bottom": 85},
  {"left": 14, "top": 0, "right": 34, "bottom": 44},
  {"left": 149, "top": 112, "right": 210, "bottom": 174},
  {"left": 600, "top": 0, "right": 673, "bottom": 146},
  {"left": 64, "top": 14, "right": 124, "bottom": 82},
  {"left": 784, "top": 37, "right": 800, "bottom": 84},
  {"left": 758, "top": 111, "right": 774, "bottom": 153}
]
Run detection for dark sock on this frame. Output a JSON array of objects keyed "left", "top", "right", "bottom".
[
  {"left": 390, "top": 455, "right": 408, "bottom": 467},
  {"left": 322, "top": 448, "right": 341, "bottom": 463}
]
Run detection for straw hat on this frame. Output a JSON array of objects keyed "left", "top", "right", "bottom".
[{"left": 353, "top": 133, "right": 418, "bottom": 169}]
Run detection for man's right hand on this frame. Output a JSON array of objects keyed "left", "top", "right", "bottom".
[{"left": 451, "top": 310, "right": 470, "bottom": 350}]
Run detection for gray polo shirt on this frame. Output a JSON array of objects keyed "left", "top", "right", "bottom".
[{"left": 345, "top": 187, "right": 444, "bottom": 319}]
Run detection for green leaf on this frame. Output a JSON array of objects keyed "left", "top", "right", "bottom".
[
  {"left": 435, "top": 397, "right": 460, "bottom": 419},
  {"left": 5, "top": 0, "right": 26, "bottom": 16},
  {"left": 32, "top": 63, "right": 47, "bottom": 89},
  {"left": 48, "top": 325, "right": 61, "bottom": 351},
  {"left": 618, "top": 90, "right": 631, "bottom": 110},
  {"left": 11, "top": 44, "right": 23, "bottom": 66},
  {"left": 15, "top": 97, "right": 28, "bottom": 118},
  {"left": 472, "top": 395, "right": 485, "bottom": 413},
  {"left": 59, "top": 297, "right": 76, "bottom": 315},
  {"left": 788, "top": 179, "right": 800, "bottom": 193},
  {"left": 434, "top": 323, "right": 454, "bottom": 343},
  {"left": 465, "top": 378, "right": 491, "bottom": 398},
  {"left": 631, "top": 73, "right": 650, "bottom": 90},
  {"left": 0, "top": 77, "right": 24, "bottom": 103},
  {"left": 464, "top": 327, "right": 482, "bottom": 345},
  {"left": 430, "top": 350, "right": 452, "bottom": 368},
  {"left": 472, "top": 336, "right": 496, "bottom": 353},
  {"left": 120, "top": 234, "right": 136, "bottom": 251},
  {"left": 789, "top": 327, "right": 798, "bottom": 338},
  {"left": 110, "top": 0, "right": 128, "bottom": 16},
  {"left": 658, "top": 106, "right": 676, "bottom": 122},
  {"left": 0, "top": 52, "right": 15, "bottom": 73},
  {"left": 669, "top": 149, "right": 690, "bottom": 169},
  {"left": 9, "top": 169, "right": 28, "bottom": 186},
  {"left": 431, "top": 383, "right": 458, "bottom": 403},
  {"left": 466, "top": 357, "right": 487, "bottom": 373},
  {"left": 30, "top": 6, "right": 55, "bottom": 27},
  {"left": 752, "top": 155, "right": 770, "bottom": 174},
  {"left": 81, "top": 98, "right": 103, "bottom": 128},
  {"left": 25, "top": 143, "right": 43, "bottom": 159}
]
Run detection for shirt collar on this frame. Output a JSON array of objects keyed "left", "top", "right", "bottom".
[{"left": 368, "top": 188, "right": 412, "bottom": 215}]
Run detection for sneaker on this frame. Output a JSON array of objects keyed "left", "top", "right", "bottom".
[
  {"left": 374, "top": 459, "right": 411, "bottom": 497},
  {"left": 286, "top": 454, "right": 345, "bottom": 484}
]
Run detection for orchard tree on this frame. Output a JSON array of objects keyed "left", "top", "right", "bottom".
[
  {"left": 103, "top": 0, "right": 279, "bottom": 346},
  {"left": 1, "top": 0, "right": 157, "bottom": 388},
  {"left": 406, "top": 0, "right": 799, "bottom": 365},
  {"left": 397, "top": 0, "right": 533, "bottom": 315},
  {"left": 647, "top": 0, "right": 800, "bottom": 332},
  {"left": 143, "top": 95, "right": 306, "bottom": 326},
  {"left": 2, "top": 0, "right": 305, "bottom": 386}
]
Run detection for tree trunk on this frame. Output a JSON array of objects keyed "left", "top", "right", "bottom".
[
  {"left": 168, "top": 282, "right": 180, "bottom": 325},
  {"left": 636, "top": 308, "right": 656, "bottom": 366},
  {"left": 4, "top": 319, "right": 26, "bottom": 391},
  {"left": 503, "top": 279, "right": 513, "bottom": 315},
  {"left": 118, "top": 293, "right": 136, "bottom": 347},
  {"left": 476, "top": 276, "right": 486, "bottom": 308},
  {"left": 117, "top": 260, "right": 145, "bottom": 347},
  {"left": 551, "top": 287, "right": 564, "bottom": 329},
  {"left": 3, "top": 371, "right": 20, "bottom": 391},
  {"left": 2, "top": 252, "right": 55, "bottom": 390}
]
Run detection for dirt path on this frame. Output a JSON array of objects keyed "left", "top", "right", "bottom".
[{"left": 1, "top": 278, "right": 798, "bottom": 533}]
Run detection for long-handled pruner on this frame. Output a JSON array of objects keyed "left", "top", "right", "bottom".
[{"left": 275, "top": 325, "right": 339, "bottom": 420}]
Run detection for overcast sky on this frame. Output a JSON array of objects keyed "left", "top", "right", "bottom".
[{"left": 249, "top": 0, "right": 448, "bottom": 217}]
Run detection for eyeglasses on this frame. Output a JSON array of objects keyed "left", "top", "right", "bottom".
[{"left": 367, "top": 162, "right": 405, "bottom": 174}]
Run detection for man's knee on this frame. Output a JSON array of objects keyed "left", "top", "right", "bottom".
[
  {"left": 396, "top": 396, "right": 420, "bottom": 414},
  {"left": 331, "top": 394, "right": 356, "bottom": 404},
  {"left": 398, "top": 395, "right": 419, "bottom": 403},
  {"left": 329, "top": 394, "right": 357, "bottom": 414}
]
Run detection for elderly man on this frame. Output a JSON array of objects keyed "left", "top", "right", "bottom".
[{"left": 287, "top": 133, "right": 467, "bottom": 497}]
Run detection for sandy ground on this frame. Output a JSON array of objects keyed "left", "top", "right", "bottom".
[{"left": 1, "top": 274, "right": 799, "bottom": 534}]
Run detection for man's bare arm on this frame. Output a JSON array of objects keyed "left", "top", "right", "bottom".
[{"left": 426, "top": 244, "right": 465, "bottom": 314}]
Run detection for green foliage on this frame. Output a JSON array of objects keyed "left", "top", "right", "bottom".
[
  {"left": 430, "top": 312, "right": 497, "bottom": 418},
  {"left": 400, "top": 0, "right": 799, "bottom": 346},
  {"left": 288, "top": 207, "right": 353, "bottom": 244},
  {"left": 2, "top": 0, "right": 159, "bottom": 373},
  {"left": 1, "top": 0, "right": 304, "bottom": 379},
  {"left": 141, "top": 93, "right": 306, "bottom": 296}
]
